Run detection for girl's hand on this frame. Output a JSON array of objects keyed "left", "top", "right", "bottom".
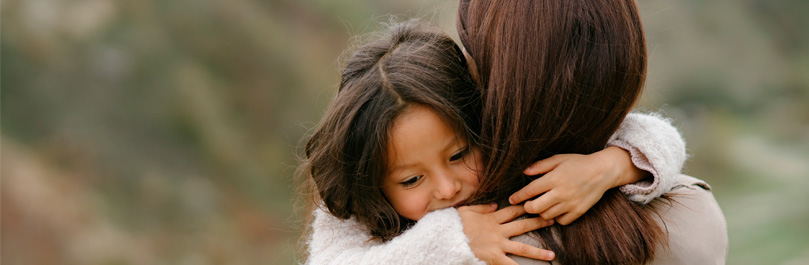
[
  {"left": 508, "top": 146, "right": 650, "bottom": 225},
  {"left": 458, "top": 204, "right": 555, "bottom": 265}
]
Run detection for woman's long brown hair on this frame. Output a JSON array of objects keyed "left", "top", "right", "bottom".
[{"left": 458, "top": 0, "right": 663, "bottom": 264}]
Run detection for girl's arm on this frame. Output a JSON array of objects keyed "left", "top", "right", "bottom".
[
  {"left": 307, "top": 206, "right": 553, "bottom": 265},
  {"left": 307, "top": 207, "right": 483, "bottom": 265},
  {"left": 608, "top": 112, "right": 687, "bottom": 204},
  {"left": 509, "top": 112, "right": 686, "bottom": 224}
]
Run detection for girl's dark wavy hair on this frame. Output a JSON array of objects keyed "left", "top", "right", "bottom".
[
  {"left": 302, "top": 19, "right": 481, "bottom": 241},
  {"left": 458, "top": 0, "right": 666, "bottom": 264}
]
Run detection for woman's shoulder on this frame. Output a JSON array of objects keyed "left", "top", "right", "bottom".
[
  {"left": 669, "top": 174, "right": 712, "bottom": 192},
  {"left": 657, "top": 174, "right": 723, "bottom": 224},
  {"left": 651, "top": 174, "right": 728, "bottom": 265}
]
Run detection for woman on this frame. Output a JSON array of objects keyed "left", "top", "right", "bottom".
[{"left": 457, "top": 0, "right": 727, "bottom": 264}]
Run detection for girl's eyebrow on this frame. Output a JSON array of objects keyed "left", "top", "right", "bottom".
[
  {"left": 388, "top": 135, "right": 464, "bottom": 175},
  {"left": 387, "top": 162, "right": 414, "bottom": 176},
  {"left": 386, "top": 149, "right": 416, "bottom": 177}
]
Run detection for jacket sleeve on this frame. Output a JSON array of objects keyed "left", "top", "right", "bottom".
[
  {"left": 306, "top": 207, "right": 485, "bottom": 265},
  {"left": 607, "top": 112, "right": 688, "bottom": 204}
]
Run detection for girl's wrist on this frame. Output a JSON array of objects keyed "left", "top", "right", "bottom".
[{"left": 599, "top": 146, "right": 649, "bottom": 188}]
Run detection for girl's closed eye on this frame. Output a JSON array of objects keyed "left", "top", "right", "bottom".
[
  {"left": 450, "top": 146, "right": 470, "bottom": 161},
  {"left": 400, "top": 175, "right": 423, "bottom": 188}
]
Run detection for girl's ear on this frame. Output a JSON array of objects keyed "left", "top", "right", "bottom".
[{"left": 461, "top": 46, "right": 480, "bottom": 84}]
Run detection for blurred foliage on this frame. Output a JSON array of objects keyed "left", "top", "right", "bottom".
[{"left": 1, "top": 0, "right": 807, "bottom": 264}]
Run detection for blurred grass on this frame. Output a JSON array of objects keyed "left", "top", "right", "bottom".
[{"left": 1, "top": 0, "right": 808, "bottom": 264}]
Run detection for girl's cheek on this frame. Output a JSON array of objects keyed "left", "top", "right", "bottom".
[
  {"left": 472, "top": 151, "right": 483, "bottom": 173},
  {"left": 473, "top": 154, "right": 483, "bottom": 186}
]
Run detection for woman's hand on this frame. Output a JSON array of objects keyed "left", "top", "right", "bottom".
[
  {"left": 458, "top": 204, "right": 555, "bottom": 265},
  {"left": 508, "top": 146, "right": 650, "bottom": 225}
]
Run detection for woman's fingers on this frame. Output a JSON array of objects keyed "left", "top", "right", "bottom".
[
  {"left": 503, "top": 240, "right": 556, "bottom": 261},
  {"left": 492, "top": 205, "right": 527, "bottom": 223},
  {"left": 509, "top": 177, "right": 553, "bottom": 205},
  {"left": 501, "top": 217, "right": 554, "bottom": 237}
]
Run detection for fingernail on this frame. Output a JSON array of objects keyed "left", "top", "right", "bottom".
[
  {"left": 548, "top": 251, "right": 555, "bottom": 260},
  {"left": 508, "top": 197, "right": 515, "bottom": 204}
]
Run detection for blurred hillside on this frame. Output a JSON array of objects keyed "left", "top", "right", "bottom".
[{"left": 1, "top": 0, "right": 807, "bottom": 264}]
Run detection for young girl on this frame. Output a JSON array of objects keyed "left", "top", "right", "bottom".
[{"left": 302, "top": 20, "right": 696, "bottom": 265}]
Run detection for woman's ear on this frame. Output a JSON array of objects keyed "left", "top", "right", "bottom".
[{"left": 461, "top": 46, "right": 480, "bottom": 84}]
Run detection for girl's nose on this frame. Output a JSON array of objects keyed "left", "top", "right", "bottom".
[{"left": 433, "top": 172, "right": 461, "bottom": 199}]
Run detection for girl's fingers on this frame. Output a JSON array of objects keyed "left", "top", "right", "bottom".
[
  {"left": 523, "top": 154, "right": 568, "bottom": 175},
  {"left": 491, "top": 255, "right": 519, "bottom": 265},
  {"left": 501, "top": 217, "right": 554, "bottom": 237},
  {"left": 523, "top": 192, "right": 558, "bottom": 214},
  {"left": 509, "top": 177, "right": 553, "bottom": 204},
  {"left": 492, "top": 205, "right": 527, "bottom": 223},
  {"left": 539, "top": 203, "right": 567, "bottom": 221},
  {"left": 459, "top": 203, "right": 498, "bottom": 214},
  {"left": 503, "top": 240, "right": 556, "bottom": 261},
  {"left": 555, "top": 211, "right": 584, "bottom": 226}
]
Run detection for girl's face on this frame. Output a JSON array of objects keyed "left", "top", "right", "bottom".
[{"left": 381, "top": 105, "right": 482, "bottom": 221}]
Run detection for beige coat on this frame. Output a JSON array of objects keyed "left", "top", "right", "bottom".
[{"left": 511, "top": 175, "right": 728, "bottom": 265}]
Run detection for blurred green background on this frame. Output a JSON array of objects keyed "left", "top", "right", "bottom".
[{"left": 2, "top": 0, "right": 807, "bottom": 264}]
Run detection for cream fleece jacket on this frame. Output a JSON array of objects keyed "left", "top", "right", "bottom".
[
  {"left": 611, "top": 112, "right": 688, "bottom": 204},
  {"left": 307, "top": 208, "right": 485, "bottom": 265},
  {"left": 306, "top": 112, "right": 687, "bottom": 264}
]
